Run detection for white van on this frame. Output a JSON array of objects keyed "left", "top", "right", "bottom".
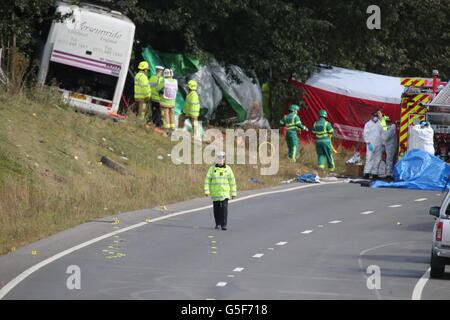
[{"left": 38, "top": 1, "right": 135, "bottom": 116}]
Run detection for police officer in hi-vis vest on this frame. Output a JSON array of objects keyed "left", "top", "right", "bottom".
[{"left": 204, "top": 152, "right": 237, "bottom": 231}]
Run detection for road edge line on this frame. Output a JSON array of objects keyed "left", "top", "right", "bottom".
[{"left": 412, "top": 268, "right": 430, "bottom": 300}]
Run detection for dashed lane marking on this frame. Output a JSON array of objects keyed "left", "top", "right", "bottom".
[
  {"left": 276, "top": 242, "right": 288, "bottom": 246},
  {"left": 414, "top": 198, "right": 428, "bottom": 202},
  {"left": 328, "top": 220, "right": 342, "bottom": 224},
  {"left": 252, "top": 254, "right": 264, "bottom": 258},
  {"left": 360, "top": 211, "right": 374, "bottom": 215},
  {"left": 389, "top": 204, "right": 402, "bottom": 208},
  {"left": 233, "top": 267, "right": 244, "bottom": 272},
  {"left": 216, "top": 282, "right": 227, "bottom": 287},
  {"left": 301, "top": 230, "right": 313, "bottom": 234}
]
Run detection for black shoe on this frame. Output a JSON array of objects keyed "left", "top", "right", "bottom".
[
  {"left": 221, "top": 226, "right": 227, "bottom": 230},
  {"left": 215, "top": 225, "right": 220, "bottom": 230},
  {"left": 371, "top": 174, "right": 379, "bottom": 180},
  {"left": 363, "top": 173, "right": 370, "bottom": 179}
]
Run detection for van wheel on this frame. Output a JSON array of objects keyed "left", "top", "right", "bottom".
[{"left": 430, "top": 252, "right": 445, "bottom": 278}]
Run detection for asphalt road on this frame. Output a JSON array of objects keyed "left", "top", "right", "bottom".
[{"left": 0, "top": 182, "right": 447, "bottom": 300}]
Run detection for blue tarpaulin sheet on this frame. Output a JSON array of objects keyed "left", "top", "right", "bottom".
[
  {"left": 371, "top": 149, "right": 450, "bottom": 191},
  {"left": 297, "top": 174, "right": 319, "bottom": 183}
]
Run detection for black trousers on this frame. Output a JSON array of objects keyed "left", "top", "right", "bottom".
[
  {"left": 213, "top": 199, "right": 228, "bottom": 227},
  {"left": 150, "top": 101, "right": 162, "bottom": 127}
]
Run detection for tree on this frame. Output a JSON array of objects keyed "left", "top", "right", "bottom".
[
  {"left": 302, "top": 0, "right": 450, "bottom": 79},
  {"left": 0, "top": 0, "right": 72, "bottom": 88}
]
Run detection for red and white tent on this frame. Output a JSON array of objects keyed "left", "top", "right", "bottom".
[{"left": 290, "top": 66, "right": 404, "bottom": 150}]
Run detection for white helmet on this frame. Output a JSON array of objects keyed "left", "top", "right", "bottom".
[
  {"left": 216, "top": 151, "right": 226, "bottom": 159},
  {"left": 155, "top": 65, "right": 164, "bottom": 71},
  {"left": 163, "top": 68, "right": 172, "bottom": 77}
]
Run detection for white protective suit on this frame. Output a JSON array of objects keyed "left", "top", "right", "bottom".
[
  {"left": 381, "top": 124, "right": 397, "bottom": 177},
  {"left": 409, "top": 125, "right": 435, "bottom": 155},
  {"left": 364, "top": 119, "right": 384, "bottom": 175}
]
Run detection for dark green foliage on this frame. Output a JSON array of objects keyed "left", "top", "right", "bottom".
[{"left": 1, "top": 0, "right": 449, "bottom": 119}]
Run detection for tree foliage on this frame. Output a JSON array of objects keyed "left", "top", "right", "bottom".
[{"left": 1, "top": 0, "right": 449, "bottom": 88}]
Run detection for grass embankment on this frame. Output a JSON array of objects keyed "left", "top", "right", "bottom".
[{"left": 0, "top": 88, "right": 353, "bottom": 255}]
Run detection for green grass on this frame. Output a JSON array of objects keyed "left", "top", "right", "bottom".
[{"left": 0, "top": 87, "right": 353, "bottom": 255}]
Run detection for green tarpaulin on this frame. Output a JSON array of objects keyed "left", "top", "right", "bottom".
[{"left": 141, "top": 46, "right": 263, "bottom": 125}]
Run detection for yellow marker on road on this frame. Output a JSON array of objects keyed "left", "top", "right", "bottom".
[
  {"left": 31, "top": 251, "right": 37, "bottom": 255},
  {"left": 145, "top": 219, "right": 151, "bottom": 223},
  {"left": 208, "top": 236, "right": 215, "bottom": 239}
]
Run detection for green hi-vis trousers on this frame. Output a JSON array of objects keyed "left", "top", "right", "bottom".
[
  {"left": 316, "top": 140, "right": 335, "bottom": 170},
  {"left": 286, "top": 131, "right": 299, "bottom": 162}
]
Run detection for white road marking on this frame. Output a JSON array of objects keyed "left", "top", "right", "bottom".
[
  {"left": 276, "top": 242, "right": 288, "bottom": 246},
  {"left": 414, "top": 198, "right": 428, "bottom": 202},
  {"left": 268, "top": 248, "right": 274, "bottom": 250},
  {"left": 360, "top": 211, "right": 374, "bottom": 215},
  {"left": 301, "top": 230, "right": 313, "bottom": 234},
  {"left": 0, "top": 181, "right": 343, "bottom": 300},
  {"left": 328, "top": 220, "right": 342, "bottom": 224},
  {"left": 252, "top": 253, "right": 264, "bottom": 258},
  {"left": 389, "top": 204, "right": 402, "bottom": 208},
  {"left": 227, "top": 275, "right": 235, "bottom": 278},
  {"left": 216, "top": 282, "right": 227, "bottom": 287},
  {"left": 412, "top": 268, "right": 430, "bottom": 300},
  {"left": 317, "top": 225, "right": 324, "bottom": 228},
  {"left": 233, "top": 267, "right": 244, "bottom": 272}
]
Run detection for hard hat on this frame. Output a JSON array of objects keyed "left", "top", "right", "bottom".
[
  {"left": 163, "top": 68, "right": 172, "bottom": 77},
  {"left": 318, "top": 110, "right": 327, "bottom": 118},
  {"left": 289, "top": 104, "right": 300, "bottom": 112},
  {"left": 155, "top": 65, "right": 164, "bottom": 70},
  {"left": 138, "top": 61, "right": 149, "bottom": 70},
  {"left": 216, "top": 151, "right": 226, "bottom": 158},
  {"left": 385, "top": 117, "right": 393, "bottom": 123},
  {"left": 187, "top": 80, "right": 198, "bottom": 90},
  {"left": 420, "top": 121, "right": 429, "bottom": 127}
]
